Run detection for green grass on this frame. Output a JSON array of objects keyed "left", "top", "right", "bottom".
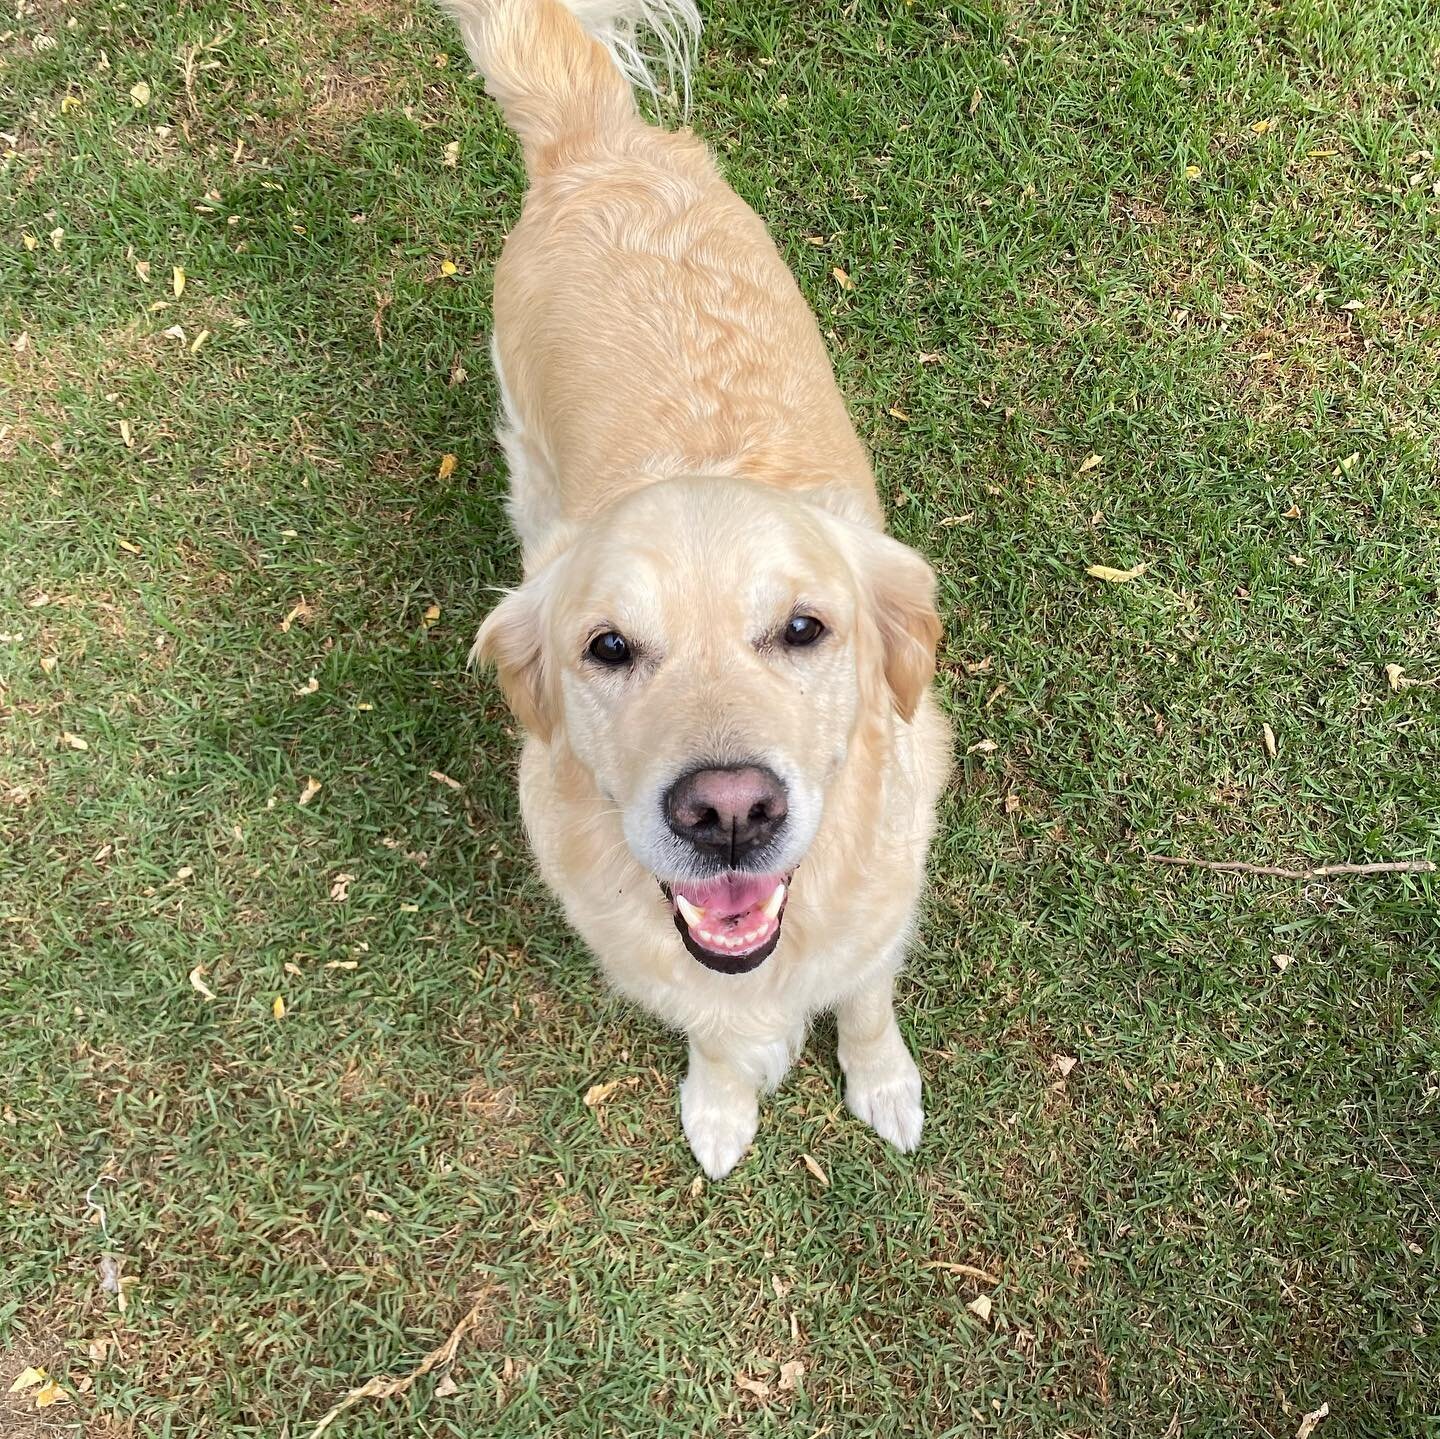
[{"left": 3, "top": 0, "right": 1438, "bottom": 1434}]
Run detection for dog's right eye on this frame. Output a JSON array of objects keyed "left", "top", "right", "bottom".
[{"left": 587, "top": 630, "right": 631, "bottom": 666}]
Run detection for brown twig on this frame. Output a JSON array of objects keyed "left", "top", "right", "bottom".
[
  {"left": 1145, "top": 855, "right": 1435, "bottom": 881},
  {"left": 304, "top": 1289, "right": 495, "bottom": 1439},
  {"left": 925, "top": 1261, "right": 1001, "bottom": 1285}
]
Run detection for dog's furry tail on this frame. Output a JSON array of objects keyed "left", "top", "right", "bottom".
[{"left": 438, "top": 0, "right": 700, "bottom": 170}]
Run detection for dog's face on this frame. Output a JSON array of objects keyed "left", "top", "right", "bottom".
[{"left": 477, "top": 477, "right": 940, "bottom": 974}]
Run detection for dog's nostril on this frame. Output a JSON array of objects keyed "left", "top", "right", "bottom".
[{"left": 748, "top": 802, "right": 768, "bottom": 823}]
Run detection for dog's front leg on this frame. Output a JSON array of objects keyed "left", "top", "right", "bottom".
[
  {"left": 681, "top": 1028, "right": 799, "bottom": 1180},
  {"left": 836, "top": 974, "right": 924, "bottom": 1153}
]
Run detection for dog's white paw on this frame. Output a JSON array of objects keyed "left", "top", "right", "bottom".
[
  {"left": 845, "top": 1054, "right": 923, "bottom": 1153},
  {"left": 681, "top": 1075, "right": 758, "bottom": 1180}
]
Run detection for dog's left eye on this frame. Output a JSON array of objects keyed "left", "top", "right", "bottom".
[
  {"left": 587, "top": 630, "right": 632, "bottom": 666},
  {"left": 783, "top": 615, "right": 825, "bottom": 647}
]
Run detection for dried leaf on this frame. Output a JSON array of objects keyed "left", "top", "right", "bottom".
[
  {"left": 440, "top": 259, "right": 458, "bottom": 277},
  {"left": 172, "top": 265, "right": 186, "bottom": 297},
  {"left": 117, "top": 537, "right": 141, "bottom": 554},
  {"left": 1086, "top": 562, "right": 1148, "bottom": 583},
  {"left": 423, "top": 604, "right": 441, "bottom": 624},
  {"left": 442, "top": 141, "right": 460, "bottom": 168},
  {"left": 965, "top": 738, "right": 998, "bottom": 756},
  {"left": 689, "top": 1174, "right": 704, "bottom": 1197},
  {"left": 437, "top": 452, "right": 458, "bottom": 480},
  {"left": 190, "top": 329, "right": 210, "bottom": 354},
  {"left": 1272, "top": 953, "right": 1293, "bottom": 972},
  {"left": 136, "top": 260, "right": 151, "bottom": 282},
  {"left": 801, "top": 1153, "right": 829, "bottom": 1188},
  {"left": 778, "top": 1360, "right": 805, "bottom": 1392},
  {"left": 967, "top": 1294, "right": 993, "bottom": 1323},
  {"left": 60, "top": 731, "right": 89, "bottom": 751},
  {"left": 735, "top": 1374, "right": 770, "bottom": 1400},
  {"left": 49, "top": 227, "right": 65, "bottom": 249},
  {"left": 280, "top": 598, "right": 313, "bottom": 632},
  {"left": 968, "top": 86, "right": 982, "bottom": 116},
  {"left": 295, "top": 675, "right": 319, "bottom": 695},
  {"left": 188, "top": 965, "right": 215, "bottom": 1000},
  {"left": 1262, "top": 723, "right": 1277, "bottom": 758},
  {"left": 582, "top": 1079, "right": 626, "bottom": 1107},
  {"left": 918, "top": 350, "right": 942, "bottom": 364},
  {"left": 831, "top": 266, "right": 853, "bottom": 290},
  {"left": 1184, "top": 163, "right": 1201, "bottom": 179},
  {"left": 434, "top": 1373, "right": 459, "bottom": 1398},
  {"left": 1385, "top": 663, "right": 1405, "bottom": 691},
  {"left": 61, "top": 93, "right": 83, "bottom": 113},
  {"left": 297, "top": 776, "right": 322, "bottom": 806},
  {"left": 1075, "top": 452, "right": 1103, "bottom": 475},
  {"left": 324, "top": 959, "right": 359, "bottom": 970},
  {"left": 1282, "top": 504, "right": 1301, "bottom": 519},
  {"left": 1295, "top": 1402, "right": 1329, "bottom": 1439},
  {"left": 22, "top": 232, "right": 39, "bottom": 251},
  {"left": 1251, "top": 117, "right": 1274, "bottom": 134},
  {"left": 272, "top": 995, "right": 286, "bottom": 1020},
  {"left": 9, "top": 1367, "right": 46, "bottom": 1394},
  {"left": 119, "top": 418, "right": 134, "bottom": 448},
  {"left": 330, "top": 873, "right": 355, "bottom": 903},
  {"left": 129, "top": 80, "right": 151, "bottom": 106},
  {"left": 33, "top": 1380, "right": 70, "bottom": 1409},
  {"left": 13, "top": 331, "right": 29, "bottom": 354},
  {"left": 429, "top": 770, "right": 464, "bottom": 792},
  {"left": 40, "top": 655, "right": 58, "bottom": 674},
  {"left": 887, "top": 406, "right": 911, "bottom": 421},
  {"left": 1054, "top": 1055, "right": 1078, "bottom": 1078}
]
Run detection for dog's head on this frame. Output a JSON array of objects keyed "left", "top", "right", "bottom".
[{"left": 475, "top": 477, "right": 940, "bottom": 974}]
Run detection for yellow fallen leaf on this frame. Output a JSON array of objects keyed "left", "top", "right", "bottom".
[
  {"left": 1251, "top": 117, "right": 1274, "bottom": 134},
  {"left": 1086, "top": 562, "right": 1148, "bottom": 583},
  {"left": 190, "top": 328, "right": 210, "bottom": 354},
  {"left": 1074, "top": 452, "right": 1103, "bottom": 475},
  {"left": 61, "top": 93, "right": 82, "bottom": 113},
  {"left": 136, "top": 259, "right": 150, "bottom": 282},
  {"left": 1262, "top": 722, "right": 1277, "bottom": 758},
  {"left": 583, "top": 1079, "right": 624, "bottom": 1107},
  {"left": 188, "top": 965, "right": 215, "bottom": 1000},
  {"left": 442, "top": 140, "right": 460, "bottom": 168},
  {"left": 887, "top": 406, "right": 911, "bottom": 421},
  {"left": 272, "top": 995, "right": 286, "bottom": 1020},
  {"left": 423, "top": 604, "right": 441, "bottom": 624},
  {"left": 129, "top": 80, "right": 151, "bottom": 106},
  {"left": 967, "top": 1294, "right": 993, "bottom": 1323},
  {"left": 34, "top": 1380, "right": 70, "bottom": 1409},
  {"left": 1308, "top": 148, "right": 1339, "bottom": 158},
  {"left": 801, "top": 1153, "right": 829, "bottom": 1187},
  {"left": 119, "top": 419, "right": 133, "bottom": 448},
  {"left": 9, "top": 1367, "right": 46, "bottom": 1394},
  {"left": 172, "top": 265, "right": 185, "bottom": 298},
  {"left": 50, "top": 227, "right": 65, "bottom": 249},
  {"left": 60, "top": 732, "right": 89, "bottom": 751},
  {"left": 437, "top": 452, "right": 458, "bottom": 480},
  {"left": 22, "top": 232, "right": 39, "bottom": 251},
  {"left": 117, "top": 537, "right": 141, "bottom": 554},
  {"left": 831, "top": 266, "right": 854, "bottom": 290},
  {"left": 439, "top": 259, "right": 458, "bottom": 277},
  {"left": 1185, "top": 163, "right": 1201, "bottom": 179},
  {"left": 280, "top": 598, "right": 312, "bottom": 632},
  {"left": 297, "top": 776, "right": 322, "bottom": 806}
]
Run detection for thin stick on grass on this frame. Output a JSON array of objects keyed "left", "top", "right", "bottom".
[
  {"left": 1145, "top": 855, "right": 1435, "bottom": 880},
  {"left": 304, "top": 1289, "right": 495, "bottom": 1439},
  {"left": 925, "top": 1261, "right": 1001, "bottom": 1285}
]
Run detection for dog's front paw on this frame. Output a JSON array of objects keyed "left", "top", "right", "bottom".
[
  {"left": 845, "top": 1052, "right": 923, "bottom": 1153},
  {"left": 681, "top": 1074, "right": 758, "bottom": 1180}
]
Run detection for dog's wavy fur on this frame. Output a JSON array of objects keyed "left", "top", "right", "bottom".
[{"left": 442, "top": 0, "right": 951, "bottom": 1177}]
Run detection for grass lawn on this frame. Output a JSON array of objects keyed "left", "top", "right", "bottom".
[{"left": 3, "top": 0, "right": 1439, "bottom": 1433}]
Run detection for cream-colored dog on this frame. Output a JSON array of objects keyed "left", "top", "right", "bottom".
[{"left": 441, "top": 0, "right": 951, "bottom": 1177}]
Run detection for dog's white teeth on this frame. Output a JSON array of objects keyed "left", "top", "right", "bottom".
[
  {"left": 676, "top": 895, "right": 705, "bottom": 928},
  {"left": 761, "top": 883, "right": 786, "bottom": 920}
]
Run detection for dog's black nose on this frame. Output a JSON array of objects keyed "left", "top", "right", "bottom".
[{"left": 664, "top": 765, "right": 788, "bottom": 865}]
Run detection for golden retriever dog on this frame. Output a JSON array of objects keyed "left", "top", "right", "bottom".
[{"left": 440, "top": 0, "right": 951, "bottom": 1177}]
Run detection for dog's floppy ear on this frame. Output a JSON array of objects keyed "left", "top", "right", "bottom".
[
  {"left": 472, "top": 568, "right": 560, "bottom": 740},
  {"left": 843, "top": 522, "right": 942, "bottom": 722}
]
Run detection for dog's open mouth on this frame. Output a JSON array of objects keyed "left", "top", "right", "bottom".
[{"left": 659, "top": 872, "right": 791, "bottom": 974}]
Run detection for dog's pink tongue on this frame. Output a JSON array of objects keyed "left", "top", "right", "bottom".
[{"left": 676, "top": 873, "right": 779, "bottom": 918}]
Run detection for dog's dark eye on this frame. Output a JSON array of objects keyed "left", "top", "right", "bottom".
[
  {"left": 587, "top": 630, "right": 631, "bottom": 666},
  {"left": 784, "top": 615, "right": 825, "bottom": 648}
]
